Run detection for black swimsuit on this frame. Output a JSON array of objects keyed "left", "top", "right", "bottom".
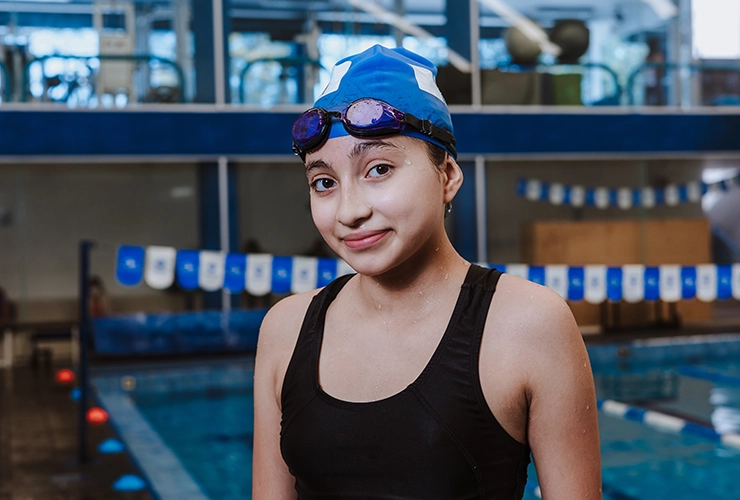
[{"left": 280, "top": 264, "right": 530, "bottom": 499}]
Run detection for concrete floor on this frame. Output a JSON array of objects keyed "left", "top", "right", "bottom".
[{"left": 0, "top": 363, "right": 154, "bottom": 500}]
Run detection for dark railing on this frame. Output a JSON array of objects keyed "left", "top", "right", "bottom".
[
  {"left": 22, "top": 54, "right": 186, "bottom": 103},
  {"left": 2, "top": 55, "right": 739, "bottom": 108},
  {"left": 0, "top": 61, "right": 11, "bottom": 103},
  {"left": 626, "top": 62, "right": 740, "bottom": 105}
]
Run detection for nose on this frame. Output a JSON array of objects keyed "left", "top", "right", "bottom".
[{"left": 336, "top": 183, "right": 372, "bottom": 227}]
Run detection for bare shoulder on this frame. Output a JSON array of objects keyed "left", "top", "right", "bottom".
[
  {"left": 255, "top": 289, "right": 323, "bottom": 402},
  {"left": 486, "top": 272, "right": 589, "bottom": 382},
  {"left": 257, "top": 289, "right": 321, "bottom": 357},
  {"left": 490, "top": 273, "right": 580, "bottom": 343}
]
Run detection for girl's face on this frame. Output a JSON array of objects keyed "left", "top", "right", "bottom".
[{"left": 305, "top": 134, "right": 460, "bottom": 277}]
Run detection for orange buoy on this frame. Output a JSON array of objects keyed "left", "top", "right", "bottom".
[
  {"left": 86, "top": 407, "right": 109, "bottom": 424},
  {"left": 56, "top": 369, "right": 75, "bottom": 384}
]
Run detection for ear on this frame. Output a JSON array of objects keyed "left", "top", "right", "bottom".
[{"left": 442, "top": 156, "right": 464, "bottom": 204}]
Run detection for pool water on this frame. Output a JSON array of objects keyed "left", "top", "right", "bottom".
[
  {"left": 133, "top": 389, "right": 254, "bottom": 500},
  {"left": 96, "top": 334, "right": 740, "bottom": 500}
]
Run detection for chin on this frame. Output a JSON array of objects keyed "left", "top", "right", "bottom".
[{"left": 338, "top": 250, "right": 420, "bottom": 279}]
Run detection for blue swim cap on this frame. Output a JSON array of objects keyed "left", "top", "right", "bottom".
[{"left": 314, "top": 45, "right": 456, "bottom": 158}]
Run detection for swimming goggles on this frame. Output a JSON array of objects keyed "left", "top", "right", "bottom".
[{"left": 291, "top": 97, "right": 457, "bottom": 159}]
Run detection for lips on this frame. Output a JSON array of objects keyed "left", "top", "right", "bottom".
[{"left": 341, "top": 230, "right": 389, "bottom": 250}]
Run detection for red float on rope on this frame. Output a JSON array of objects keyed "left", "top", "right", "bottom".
[
  {"left": 56, "top": 369, "right": 75, "bottom": 384},
  {"left": 86, "top": 407, "right": 109, "bottom": 424}
]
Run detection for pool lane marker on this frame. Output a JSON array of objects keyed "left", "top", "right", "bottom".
[
  {"left": 678, "top": 365, "right": 740, "bottom": 387},
  {"left": 95, "top": 384, "right": 210, "bottom": 500},
  {"left": 598, "top": 398, "right": 740, "bottom": 449}
]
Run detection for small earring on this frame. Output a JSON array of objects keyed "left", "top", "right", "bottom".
[{"left": 444, "top": 202, "right": 452, "bottom": 219}]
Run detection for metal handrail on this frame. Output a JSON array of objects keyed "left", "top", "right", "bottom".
[
  {"left": 626, "top": 62, "right": 740, "bottom": 105},
  {"left": 237, "top": 56, "right": 325, "bottom": 105},
  {"left": 22, "top": 54, "right": 186, "bottom": 103},
  {"left": 493, "top": 62, "right": 622, "bottom": 105},
  {"left": 0, "top": 61, "right": 11, "bottom": 103}
]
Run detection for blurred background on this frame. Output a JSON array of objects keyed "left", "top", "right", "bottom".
[{"left": 1, "top": 0, "right": 740, "bottom": 499}]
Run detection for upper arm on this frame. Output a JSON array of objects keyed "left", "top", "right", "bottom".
[
  {"left": 252, "top": 293, "right": 316, "bottom": 500},
  {"left": 524, "top": 289, "right": 601, "bottom": 499}
]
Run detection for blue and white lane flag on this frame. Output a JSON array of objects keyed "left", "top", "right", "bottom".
[
  {"left": 116, "top": 245, "right": 145, "bottom": 287},
  {"left": 584, "top": 265, "right": 607, "bottom": 304},
  {"left": 246, "top": 254, "right": 273, "bottom": 296},
  {"left": 529, "top": 266, "right": 546, "bottom": 286},
  {"left": 505, "top": 264, "right": 529, "bottom": 281},
  {"left": 687, "top": 181, "right": 702, "bottom": 202},
  {"left": 525, "top": 179, "right": 542, "bottom": 201},
  {"left": 644, "top": 267, "right": 660, "bottom": 301},
  {"left": 623, "top": 265, "right": 645, "bottom": 303},
  {"left": 568, "top": 267, "right": 585, "bottom": 301},
  {"left": 144, "top": 246, "right": 176, "bottom": 290},
  {"left": 641, "top": 187, "right": 656, "bottom": 209},
  {"left": 545, "top": 265, "right": 568, "bottom": 298},
  {"left": 271, "top": 256, "right": 293, "bottom": 294},
  {"left": 176, "top": 250, "right": 200, "bottom": 290},
  {"left": 659, "top": 265, "right": 681, "bottom": 302},
  {"left": 617, "top": 188, "right": 632, "bottom": 210},
  {"left": 718, "top": 265, "right": 733, "bottom": 300},
  {"left": 224, "top": 253, "right": 247, "bottom": 294},
  {"left": 665, "top": 184, "right": 680, "bottom": 206},
  {"left": 337, "top": 260, "right": 355, "bottom": 277},
  {"left": 549, "top": 183, "right": 565, "bottom": 205},
  {"left": 734, "top": 264, "right": 740, "bottom": 301},
  {"left": 696, "top": 264, "right": 718, "bottom": 302},
  {"left": 681, "top": 266, "right": 697, "bottom": 300},
  {"left": 292, "top": 257, "right": 319, "bottom": 294},
  {"left": 606, "top": 267, "right": 623, "bottom": 301},
  {"left": 594, "top": 188, "right": 610, "bottom": 209},
  {"left": 199, "top": 251, "right": 225, "bottom": 291},
  {"left": 570, "top": 186, "right": 585, "bottom": 207},
  {"left": 317, "top": 258, "right": 339, "bottom": 287}
]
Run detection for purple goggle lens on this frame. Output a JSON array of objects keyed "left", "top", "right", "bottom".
[{"left": 291, "top": 98, "right": 456, "bottom": 159}]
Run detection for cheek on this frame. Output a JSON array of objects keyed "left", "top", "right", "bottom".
[{"left": 310, "top": 197, "right": 335, "bottom": 234}]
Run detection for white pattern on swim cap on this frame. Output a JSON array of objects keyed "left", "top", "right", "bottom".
[
  {"left": 317, "top": 61, "right": 352, "bottom": 99},
  {"left": 411, "top": 65, "right": 446, "bottom": 104}
]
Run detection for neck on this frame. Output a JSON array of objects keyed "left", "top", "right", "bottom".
[{"left": 353, "top": 231, "right": 469, "bottom": 317}]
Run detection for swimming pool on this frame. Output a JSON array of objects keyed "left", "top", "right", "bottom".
[{"left": 94, "top": 333, "right": 740, "bottom": 500}]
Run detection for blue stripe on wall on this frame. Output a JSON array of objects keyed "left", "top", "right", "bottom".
[{"left": 2, "top": 111, "right": 740, "bottom": 157}]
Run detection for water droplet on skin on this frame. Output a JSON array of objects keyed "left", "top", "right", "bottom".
[
  {"left": 586, "top": 405, "right": 590, "bottom": 410},
  {"left": 378, "top": 304, "right": 382, "bottom": 310},
  {"left": 444, "top": 274, "right": 448, "bottom": 280},
  {"left": 367, "top": 204, "right": 373, "bottom": 209},
  {"left": 435, "top": 247, "right": 439, "bottom": 252},
  {"left": 404, "top": 159, "right": 412, "bottom": 165},
  {"left": 529, "top": 295, "right": 534, "bottom": 300}
]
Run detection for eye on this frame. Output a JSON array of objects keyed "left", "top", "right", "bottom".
[
  {"left": 368, "top": 164, "right": 392, "bottom": 178},
  {"left": 311, "top": 178, "right": 336, "bottom": 193}
]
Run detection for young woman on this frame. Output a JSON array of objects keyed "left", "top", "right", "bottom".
[{"left": 253, "top": 45, "right": 601, "bottom": 499}]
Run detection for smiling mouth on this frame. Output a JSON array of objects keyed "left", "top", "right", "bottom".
[{"left": 342, "top": 230, "right": 389, "bottom": 250}]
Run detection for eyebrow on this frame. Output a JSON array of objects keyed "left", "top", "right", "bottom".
[
  {"left": 305, "top": 139, "right": 402, "bottom": 175},
  {"left": 305, "top": 159, "right": 331, "bottom": 175},
  {"left": 349, "top": 140, "right": 401, "bottom": 160}
]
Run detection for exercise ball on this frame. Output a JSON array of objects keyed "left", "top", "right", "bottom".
[
  {"left": 505, "top": 25, "right": 542, "bottom": 66},
  {"left": 550, "top": 19, "right": 590, "bottom": 64}
]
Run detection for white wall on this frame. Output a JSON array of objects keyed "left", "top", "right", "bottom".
[{"left": 0, "top": 163, "right": 199, "bottom": 321}]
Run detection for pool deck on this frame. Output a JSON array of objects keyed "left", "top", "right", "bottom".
[{"left": 0, "top": 363, "right": 154, "bottom": 500}]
